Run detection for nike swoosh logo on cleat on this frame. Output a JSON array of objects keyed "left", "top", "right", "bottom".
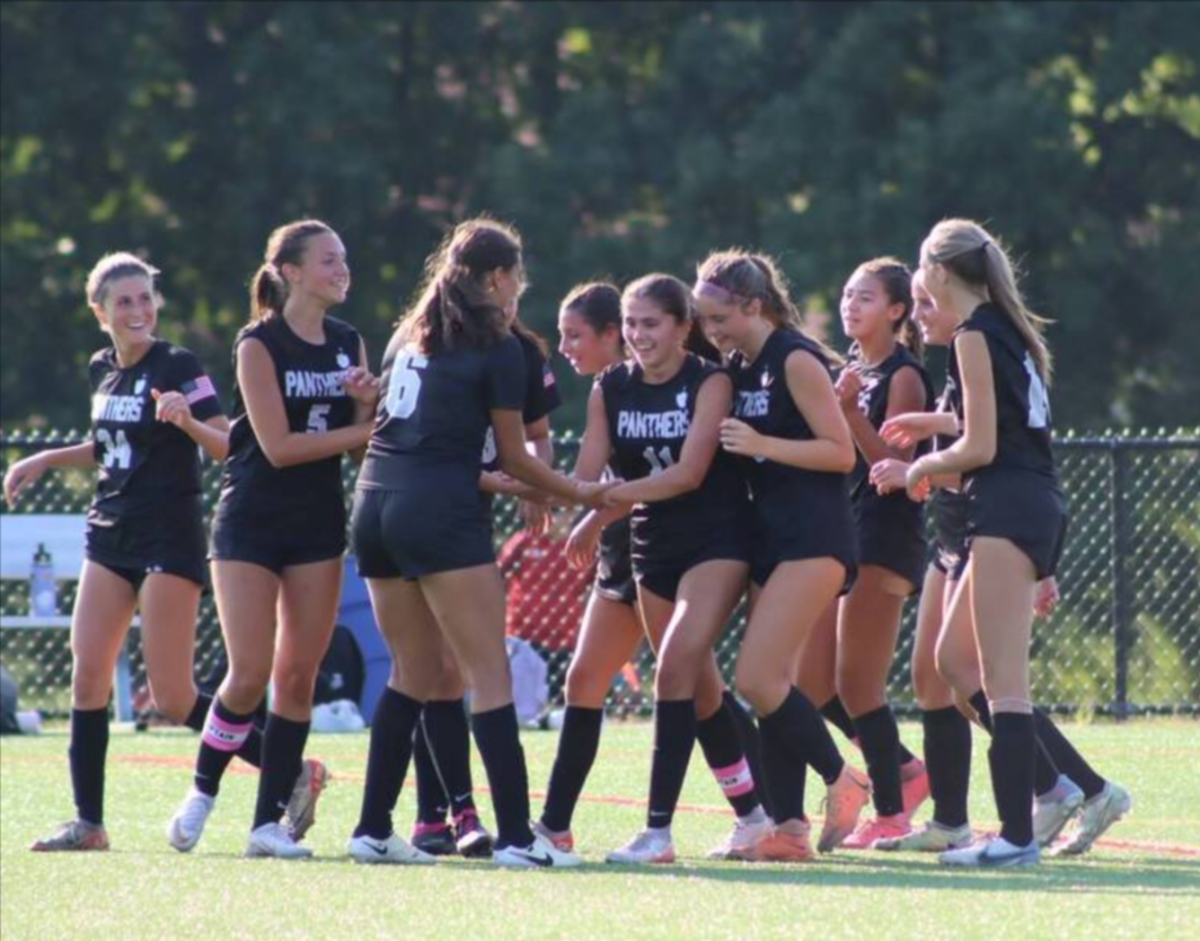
[
  {"left": 363, "top": 840, "right": 389, "bottom": 855},
  {"left": 508, "top": 847, "right": 554, "bottom": 867}
]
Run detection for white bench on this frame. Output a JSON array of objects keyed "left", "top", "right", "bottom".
[{"left": 0, "top": 514, "right": 136, "bottom": 722}]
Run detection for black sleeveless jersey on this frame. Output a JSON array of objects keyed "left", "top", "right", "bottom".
[
  {"left": 480, "top": 332, "right": 561, "bottom": 473},
  {"left": 218, "top": 314, "right": 361, "bottom": 517},
  {"left": 728, "top": 329, "right": 849, "bottom": 506},
  {"left": 847, "top": 343, "right": 934, "bottom": 503},
  {"left": 88, "top": 340, "right": 223, "bottom": 521},
  {"left": 947, "top": 304, "right": 1056, "bottom": 480},
  {"left": 928, "top": 385, "right": 969, "bottom": 548},
  {"left": 599, "top": 354, "right": 747, "bottom": 563},
  {"left": 358, "top": 332, "right": 526, "bottom": 489}
]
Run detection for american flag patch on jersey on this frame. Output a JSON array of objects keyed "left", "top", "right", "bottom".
[
  {"left": 182, "top": 375, "right": 217, "bottom": 405},
  {"left": 543, "top": 367, "right": 556, "bottom": 388}
]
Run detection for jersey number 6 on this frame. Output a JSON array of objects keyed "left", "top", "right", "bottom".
[{"left": 385, "top": 352, "right": 428, "bottom": 420}]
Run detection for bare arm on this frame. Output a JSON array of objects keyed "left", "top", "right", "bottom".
[
  {"left": 722, "top": 352, "right": 855, "bottom": 473},
  {"left": 571, "top": 386, "right": 615, "bottom": 483},
  {"left": 3, "top": 442, "right": 95, "bottom": 507},
  {"left": 494, "top": 409, "right": 608, "bottom": 506},
  {"left": 845, "top": 366, "right": 929, "bottom": 465},
  {"left": 238, "top": 338, "right": 373, "bottom": 469},
  {"left": 605, "top": 373, "right": 731, "bottom": 505},
  {"left": 346, "top": 338, "right": 378, "bottom": 464},
  {"left": 909, "top": 333, "right": 997, "bottom": 480}
]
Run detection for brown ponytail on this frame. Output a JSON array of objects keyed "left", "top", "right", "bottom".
[
  {"left": 852, "top": 257, "right": 923, "bottom": 362},
  {"left": 250, "top": 220, "right": 335, "bottom": 322}
]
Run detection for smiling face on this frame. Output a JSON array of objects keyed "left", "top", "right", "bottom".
[
  {"left": 622, "top": 297, "right": 689, "bottom": 372},
  {"left": 911, "top": 267, "right": 956, "bottom": 347},
  {"left": 694, "top": 293, "right": 763, "bottom": 358},
  {"left": 558, "top": 307, "right": 620, "bottom": 376},
  {"left": 840, "top": 271, "right": 905, "bottom": 342},
  {"left": 281, "top": 231, "right": 350, "bottom": 308},
  {"left": 92, "top": 274, "right": 158, "bottom": 347}
]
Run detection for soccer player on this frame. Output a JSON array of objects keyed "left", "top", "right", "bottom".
[
  {"left": 5, "top": 252, "right": 234, "bottom": 851},
  {"left": 167, "top": 220, "right": 378, "bottom": 858}
]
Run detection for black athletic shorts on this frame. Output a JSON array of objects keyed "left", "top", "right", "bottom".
[
  {"left": 963, "top": 473, "right": 1069, "bottom": 581},
  {"left": 854, "top": 500, "right": 926, "bottom": 592},
  {"left": 634, "top": 526, "right": 751, "bottom": 604},
  {"left": 929, "top": 489, "right": 969, "bottom": 580},
  {"left": 749, "top": 503, "right": 857, "bottom": 593},
  {"left": 209, "top": 500, "right": 346, "bottom": 574},
  {"left": 352, "top": 482, "right": 494, "bottom": 580},
  {"left": 85, "top": 506, "right": 207, "bottom": 589},
  {"left": 594, "top": 516, "right": 636, "bottom": 606}
]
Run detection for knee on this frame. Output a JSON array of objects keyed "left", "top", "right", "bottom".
[
  {"left": 654, "top": 657, "right": 695, "bottom": 702},
  {"left": 148, "top": 680, "right": 198, "bottom": 724},
  {"left": 912, "top": 655, "right": 946, "bottom": 709},
  {"left": 71, "top": 665, "right": 112, "bottom": 709},
  {"left": 565, "top": 660, "right": 609, "bottom": 706},
  {"left": 272, "top": 661, "right": 319, "bottom": 708},
  {"left": 934, "top": 643, "right": 969, "bottom": 695},
  {"left": 733, "top": 661, "right": 780, "bottom": 715}
]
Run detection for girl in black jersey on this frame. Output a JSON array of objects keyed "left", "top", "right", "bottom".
[
  {"left": 5, "top": 253, "right": 233, "bottom": 852},
  {"left": 408, "top": 297, "right": 561, "bottom": 860},
  {"left": 792, "top": 258, "right": 934, "bottom": 849},
  {"left": 884, "top": 218, "right": 1127, "bottom": 866},
  {"left": 875, "top": 262, "right": 1130, "bottom": 858},
  {"left": 168, "top": 221, "right": 378, "bottom": 859},
  {"left": 564, "top": 274, "right": 767, "bottom": 865},
  {"left": 347, "top": 219, "right": 608, "bottom": 868},
  {"left": 694, "top": 251, "right": 870, "bottom": 861}
]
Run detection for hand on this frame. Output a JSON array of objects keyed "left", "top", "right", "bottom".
[
  {"left": 576, "top": 479, "right": 620, "bottom": 509},
  {"left": 566, "top": 515, "right": 603, "bottom": 570},
  {"left": 719, "top": 418, "right": 766, "bottom": 458},
  {"left": 342, "top": 367, "right": 380, "bottom": 407},
  {"left": 881, "top": 412, "right": 943, "bottom": 449},
  {"left": 520, "top": 499, "right": 551, "bottom": 536},
  {"left": 905, "top": 460, "right": 933, "bottom": 503},
  {"left": 152, "top": 388, "right": 193, "bottom": 429},
  {"left": 1033, "top": 577, "right": 1060, "bottom": 619},
  {"left": 835, "top": 367, "right": 863, "bottom": 410},
  {"left": 3, "top": 454, "right": 48, "bottom": 507},
  {"left": 869, "top": 458, "right": 912, "bottom": 496}
]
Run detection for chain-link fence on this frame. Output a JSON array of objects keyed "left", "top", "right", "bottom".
[{"left": 2, "top": 429, "right": 1197, "bottom": 721}]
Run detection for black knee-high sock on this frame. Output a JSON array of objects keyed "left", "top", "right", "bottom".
[
  {"left": 780, "top": 688, "right": 845, "bottom": 786},
  {"left": 251, "top": 713, "right": 311, "bottom": 830},
  {"left": 724, "top": 691, "right": 773, "bottom": 818},
  {"left": 422, "top": 699, "right": 477, "bottom": 819},
  {"left": 822, "top": 696, "right": 916, "bottom": 764},
  {"left": 922, "top": 706, "right": 971, "bottom": 828},
  {"left": 412, "top": 724, "right": 449, "bottom": 826},
  {"left": 647, "top": 700, "right": 696, "bottom": 829},
  {"left": 69, "top": 707, "right": 109, "bottom": 826},
  {"left": 696, "top": 701, "right": 762, "bottom": 818},
  {"left": 193, "top": 697, "right": 260, "bottom": 797},
  {"left": 853, "top": 705, "right": 904, "bottom": 817},
  {"left": 355, "top": 687, "right": 424, "bottom": 839},
  {"left": 1032, "top": 708, "right": 1106, "bottom": 799},
  {"left": 756, "top": 691, "right": 816, "bottom": 824},
  {"left": 969, "top": 690, "right": 1059, "bottom": 796},
  {"left": 989, "top": 712, "right": 1036, "bottom": 846},
  {"left": 541, "top": 706, "right": 604, "bottom": 833},
  {"left": 186, "top": 692, "right": 263, "bottom": 768},
  {"left": 472, "top": 704, "right": 534, "bottom": 850}
]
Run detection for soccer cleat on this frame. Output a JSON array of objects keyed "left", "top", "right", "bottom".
[
  {"left": 940, "top": 835, "right": 1040, "bottom": 868},
  {"left": 167, "top": 788, "right": 216, "bottom": 852},
  {"left": 1032, "top": 775, "right": 1085, "bottom": 847},
  {"left": 745, "top": 822, "right": 814, "bottom": 863},
  {"left": 533, "top": 820, "right": 575, "bottom": 853},
  {"left": 817, "top": 764, "right": 872, "bottom": 853},
  {"left": 30, "top": 819, "right": 110, "bottom": 852},
  {"left": 606, "top": 827, "right": 676, "bottom": 865},
  {"left": 246, "top": 822, "right": 314, "bottom": 859},
  {"left": 900, "top": 758, "right": 931, "bottom": 818},
  {"left": 284, "top": 759, "right": 328, "bottom": 842},
  {"left": 875, "top": 821, "right": 974, "bottom": 852},
  {"left": 348, "top": 832, "right": 436, "bottom": 865},
  {"left": 706, "top": 815, "right": 774, "bottom": 861},
  {"left": 454, "top": 811, "right": 495, "bottom": 859},
  {"left": 411, "top": 821, "right": 458, "bottom": 856},
  {"left": 1054, "top": 782, "right": 1133, "bottom": 856},
  {"left": 494, "top": 833, "right": 583, "bottom": 868},
  {"left": 841, "top": 813, "right": 912, "bottom": 850}
]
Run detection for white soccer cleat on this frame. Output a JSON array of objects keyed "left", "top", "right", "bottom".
[
  {"left": 494, "top": 832, "right": 583, "bottom": 868},
  {"left": 167, "top": 788, "right": 215, "bottom": 853},
  {"left": 706, "top": 816, "right": 774, "bottom": 860},
  {"left": 605, "top": 827, "right": 676, "bottom": 865},
  {"left": 246, "top": 822, "right": 314, "bottom": 859},
  {"left": 1032, "top": 775, "right": 1085, "bottom": 847},
  {"left": 1054, "top": 782, "right": 1133, "bottom": 856},
  {"left": 875, "top": 821, "right": 974, "bottom": 852},
  {"left": 940, "top": 835, "right": 1040, "bottom": 868},
  {"left": 347, "top": 832, "right": 436, "bottom": 865}
]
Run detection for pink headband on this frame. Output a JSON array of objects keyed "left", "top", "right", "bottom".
[{"left": 693, "top": 280, "right": 746, "bottom": 306}]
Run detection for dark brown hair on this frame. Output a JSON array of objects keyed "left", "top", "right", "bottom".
[
  {"left": 561, "top": 282, "right": 623, "bottom": 348},
  {"left": 623, "top": 273, "right": 719, "bottom": 362},
  {"left": 249, "top": 220, "right": 336, "bottom": 322},
  {"left": 86, "top": 252, "right": 160, "bottom": 307},
  {"left": 399, "top": 219, "right": 522, "bottom": 354},
  {"left": 851, "top": 256, "right": 923, "bottom": 361}
]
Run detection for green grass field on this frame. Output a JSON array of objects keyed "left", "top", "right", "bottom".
[{"left": 2, "top": 720, "right": 1198, "bottom": 941}]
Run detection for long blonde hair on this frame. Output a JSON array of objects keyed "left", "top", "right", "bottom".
[{"left": 921, "top": 219, "right": 1053, "bottom": 383}]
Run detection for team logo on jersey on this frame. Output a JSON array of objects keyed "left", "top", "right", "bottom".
[
  {"left": 336, "top": 352, "right": 351, "bottom": 369},
  {"left": 761, "top": 370, "right": 774, "bottom": 388},
  {"left": 133, "top": 377, "right": 147, "bottom": 396},
  {"left": 675, "top": 390, "right": 688, "bottom": 410}
]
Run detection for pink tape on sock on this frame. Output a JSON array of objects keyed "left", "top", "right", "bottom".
[{"left": 711, "top": 759, "right": 755, "bottom": 797}]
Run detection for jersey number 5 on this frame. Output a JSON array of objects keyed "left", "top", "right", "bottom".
[
  {"left": 385, "top": 352, "right": 428, "bottom": 419},
  {"left": 306, "top": 404, "right": 332, "bottom": 434},
  {"left": 96, "top": 429, "right": 132, "bottom": 470}
]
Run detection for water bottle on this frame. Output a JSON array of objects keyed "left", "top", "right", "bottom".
[{"left": 30, "top": 543, "right": 58, "bottom": 618}]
